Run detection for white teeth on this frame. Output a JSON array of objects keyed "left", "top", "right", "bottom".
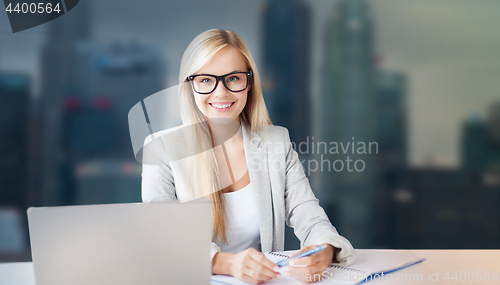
[{"left": 211, "top": 103, "right": 232, "bottom": 109}]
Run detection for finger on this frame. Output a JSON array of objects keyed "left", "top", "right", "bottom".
[
  {"left": 289, "top": 245, "right": 315, "bottom": 258},
  {"left": 241, "top": 273, "right": 264, "bottom": 285},
  {"left": 285, "top": 263, "right": 325, "bottom": 279},
  {"left": 245, "top": 256, "right": 277, "bottom": 280},
  {"left": 249, "top": 250, "right": 280, "bottom": 274},
  {"left": 289, "top": 255, "right": 321, "bottom": 266}
]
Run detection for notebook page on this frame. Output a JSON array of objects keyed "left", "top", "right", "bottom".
[
  {"left": 265, "top": 251, "right": 364, "bottom": 285},
  {"left": 211, "top": 252, "right": 358, "bottom": 285},
  {"left": 309, "top": 250, "right": 425, "bottom": 284},
  {"left": 340, "top": 250, "right": 425, "bottom": 276},
  {"left": 211, "top": 250, "right": 425, "bottom": 285},
  {"left": 211, "top": 254, "right": 359, "bottom": 285}
]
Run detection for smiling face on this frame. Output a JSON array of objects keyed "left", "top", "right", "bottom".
[{"left": 191, "top": 46, "right": 251, "bottom": 122}]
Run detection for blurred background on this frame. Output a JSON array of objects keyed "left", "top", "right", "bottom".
[{"left": 1, "top": 0, "right": 499, "bottom": 262}]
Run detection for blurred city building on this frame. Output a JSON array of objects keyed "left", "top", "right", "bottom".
[
  {"left": 73, "top": 160, "right": 141, "bottom": 205},
  {"left": 39, "top": 0, "right": 91, "bottom": 206},
  {"left": 374, "top": 71, "right": 408, "bottom": 248},
  {"left": 0, "top": 73, "right": 30, "bottom": 207},
  {"left": 63, "top": 41, "right": 163, "bottom": 205},
  {"left": 375, "top": 71, "right": 408, "bottom": 171},
  {"left": 71, "top": 41, "right": 164, "bottom": 158},
  {"left": 462, "top": 102, "right": 500, "bottom": 171},
  {"left": 38, "top": 0, "right": 164, "bottom": 207},
  {"left": 321, "top": 0, "right": 377, "bottom": 248},
  {"left": 261, "top": 0, "right": 312, "bottom": 250},
  {"left": 388, "top": 168, "right": 500, "bottom": 249},
  {"left": 261, "top": 0, "right": 311, "bottom": 145},
  {"left": 0, "top": 73, "right": 30, "bottom": 261}
]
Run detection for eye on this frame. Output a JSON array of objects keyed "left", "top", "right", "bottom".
[
  {"left": 200, "top": 77, "right": 213, "bottom": 83},
  {"left": 227, "top": 75, "right": 240, "bottom": 82}
]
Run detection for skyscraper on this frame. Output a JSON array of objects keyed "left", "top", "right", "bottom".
[
  {"left": 261, "top": 0, "right": 312, "bottom": 250},
  {"left": 261, "top": 0, "right": 311, "bottom": 145},
  {"left": 70, "top": 41, "right": 164, "bottom": 158},
  {"left": 461, "top": 114, "right": 489, "bottom": 171},
  {"left": 462, "top": 102, "right": 500, "bottom": 172},
  {"left": 39, "top": 0, "right": 164, "bottom": 206},
  {"left": 0, "top": 73, "right": 30, "bottom": 207},
  {"left": 390, "top": 168, "right": 500, "bottom": 249},
  {"left": 0, "top": 74, "right": 30, "bottom": 261},
  {"left": 322, "top": 0, "right": 377, "bottom": 248},
  {"left": 374, "top": 70, "right": 408, "bottom": 248},
  {"left": 486, "top": 102, "right": 500, "bottom": 170},
  {"left": 66, "top": 42, "right": 164, "bottom": 205},
  {"left": 375, "top": 71, "right": 407, "bottom": 170},
  {"left": 39, "top": 0, "right": 91, "bottom": 206}
]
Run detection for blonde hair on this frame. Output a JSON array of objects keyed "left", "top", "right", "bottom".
[{"left": 178, "top": 29, "right": 271, "bottom": 244}]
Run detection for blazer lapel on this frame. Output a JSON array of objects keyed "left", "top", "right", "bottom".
[{"left": 241, "top": 121, "right": 273, "bottom": 252}]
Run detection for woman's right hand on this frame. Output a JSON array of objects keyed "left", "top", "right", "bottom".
[{"left": 213, "top": 248, "right": 281, "bottom": 284}]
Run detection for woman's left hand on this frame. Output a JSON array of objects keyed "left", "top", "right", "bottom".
[{"left": 283, "top": 243, "right": 337, "bottom": 284}]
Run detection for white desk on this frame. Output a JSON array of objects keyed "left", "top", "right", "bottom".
[
  {"left": 1, "top": 250, "right": 499, "bottom": 285},
  {"left": 349, "top": 250, "right": 500, "bottom": 284}
]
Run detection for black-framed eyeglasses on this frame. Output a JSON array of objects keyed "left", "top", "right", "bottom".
[{"left": 187, "top": 70, "right": 252, "bottom": 95}]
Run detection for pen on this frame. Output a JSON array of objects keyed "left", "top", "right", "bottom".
[{"left": 275, "top": 245, "right": 327, "bottom": 268}]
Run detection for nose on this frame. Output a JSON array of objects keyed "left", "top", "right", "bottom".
[{"left": 212, "top": 79, "right": 229, "bottom": 98}]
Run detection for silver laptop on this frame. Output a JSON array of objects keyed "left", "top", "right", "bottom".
[{"left": 27, "top": 200, "right": 212, "bottom": 285}]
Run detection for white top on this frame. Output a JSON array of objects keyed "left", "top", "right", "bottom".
[{"left": 217, "top": 183, "right": 261, "bottom": 254}]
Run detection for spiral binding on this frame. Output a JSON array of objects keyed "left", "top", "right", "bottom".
[
  {"left": 328, "top": 264, "right": 364, "bottom": 273},
  {"left": 267, "top": 252, "right": 290, "bottom": 259}
]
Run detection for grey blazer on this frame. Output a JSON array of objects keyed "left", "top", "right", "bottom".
[{"left": 141, "top": 120, "right": 356, "bottom": 266}]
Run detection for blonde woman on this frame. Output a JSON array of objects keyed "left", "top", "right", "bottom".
[{"left": 142, "top": 29, "right": 355, "bottom": 284}]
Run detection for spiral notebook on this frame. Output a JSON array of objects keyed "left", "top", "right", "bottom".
[{"left": 211, "top": 249, "right": 426, "bottom": 285}]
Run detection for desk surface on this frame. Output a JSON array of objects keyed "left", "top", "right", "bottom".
[{"left": 2, "top": 250, "right": 499, "bottom": 285}]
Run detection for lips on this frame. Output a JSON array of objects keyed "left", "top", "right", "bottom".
[{"left": 209, "top": 102, "right": 235, "bottom": 112}]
